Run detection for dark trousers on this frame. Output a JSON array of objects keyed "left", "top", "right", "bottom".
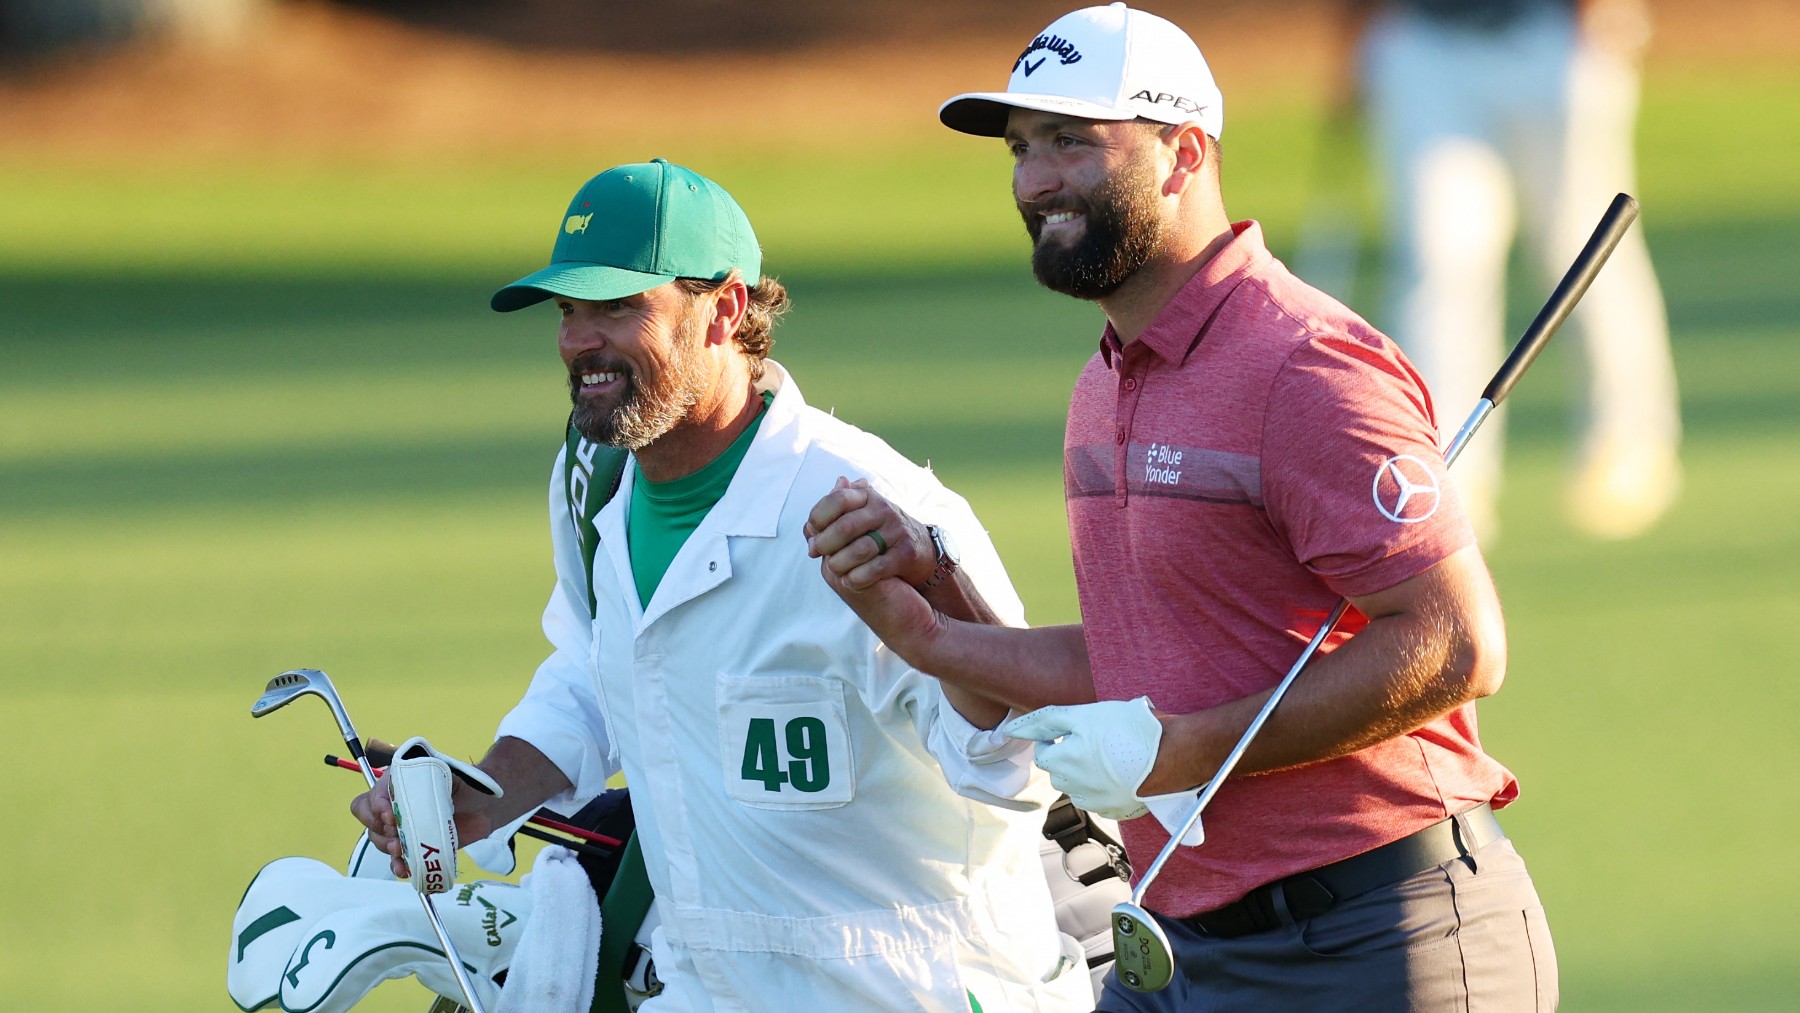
[{"left": 1096, "top": 838, "right": 1558, "bottom": 1011}]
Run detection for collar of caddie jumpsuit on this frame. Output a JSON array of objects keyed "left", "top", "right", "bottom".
[
  {"left": 1099, "top": 219, "right": 1271, "bottom": 370},
  {"left": 692, "top": 358, "right": 808, "bottom": 540}
]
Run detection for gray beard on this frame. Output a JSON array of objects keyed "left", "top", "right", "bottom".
[{"left": 569, "top": 315, "right": 707, "bottom": 451}]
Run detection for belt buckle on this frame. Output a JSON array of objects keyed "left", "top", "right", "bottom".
[{"left": 1450, "top": 807, "right": 1487, "bottom": 872}]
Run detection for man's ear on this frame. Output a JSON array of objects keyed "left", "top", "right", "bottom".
[
  {"left": 1163, "top": 122, "right": 1210, "bottom": 197},
  {"left": 705, "top": 276, "right": 751, "bottom": 348}
]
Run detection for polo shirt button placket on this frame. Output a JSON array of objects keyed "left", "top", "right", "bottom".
[
  {"left": 1114, "top": 422, "right": 1129, "bottom": 506},
  {"left": 1115, "top": 356, "right": 1139, "bottom": 507}
]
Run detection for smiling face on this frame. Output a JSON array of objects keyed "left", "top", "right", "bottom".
[
  {"left": 1006, "top": 111, "right": 1172, "bottom": 301},
  {"left": 557, "top": 283, "right": 712, "bottom": 450}
]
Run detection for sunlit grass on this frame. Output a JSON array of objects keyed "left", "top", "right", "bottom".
[{"left": 2, "top": 65, "right": 1797, "bottom": 1012}]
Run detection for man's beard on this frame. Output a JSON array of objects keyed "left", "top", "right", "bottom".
[
  {"left": 1020, "top": 161, "right": 1166, "bottom": 301},
  {"left": 568, "top": 309, "right": 709, "bottom": 450}
]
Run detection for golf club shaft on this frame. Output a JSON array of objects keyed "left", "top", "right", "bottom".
[
  {"left": 280, "top": 677, "right": 487, "bottom": 1013},
  {"left": 309, "top": 682, "right": 380, "bottom": 790},
  {"left": 325, "top": 755, "right": 625, "bottom": 851},
  {"left": 1131, "top": 193, "right": 1642, "bottom": 905},
  {"left": 420, "top": 893, "right": 487, "bottom": 1013},
  {"left": 512, "top": 824, "right": 614, "bottom": 860},
  {"left": 348, "top": 743, "right": 377, "bottom": 790},
  {"left": 332, "top": 726, "right": 378, "bottom": 790}
]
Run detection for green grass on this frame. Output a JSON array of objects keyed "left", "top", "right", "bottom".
[{"left": 2, "top": 66, "right": 1797, "bottom": 1011}]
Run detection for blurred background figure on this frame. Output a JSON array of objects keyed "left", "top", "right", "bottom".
[
  {"left": 0, "top": 0, "right": 258, "bottom": 60},
  {"left": 1350, "top": 0, "right": 1681, "bottom": 540}
]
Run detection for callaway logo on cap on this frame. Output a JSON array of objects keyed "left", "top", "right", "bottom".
[
  {"left": 938, "top": 2, "right": 1224, "bottom": 139},
  {"left": 492, "top": 158, "right": 762, "bottom": 312}
]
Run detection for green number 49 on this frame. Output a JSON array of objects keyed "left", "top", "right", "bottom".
[{"left": 741, "top": 716, "right": 831, "bottom": 793}]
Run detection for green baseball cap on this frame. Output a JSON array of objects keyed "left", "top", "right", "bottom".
[{"left": 491, "top": 158, "right": 762, "bottom": 312}]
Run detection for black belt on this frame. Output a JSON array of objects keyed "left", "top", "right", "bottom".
[{"left": 1180, "top": 803, "right": 1504, "bottom": 939}]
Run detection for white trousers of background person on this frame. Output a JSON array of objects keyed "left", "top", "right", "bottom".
[{"left": 1362, "top": 1, "right": 1680, "bottom": 539}]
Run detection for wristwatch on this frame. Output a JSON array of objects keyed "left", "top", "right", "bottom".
[{"left": 921, "top": 523, "right": 961, "bottom": 590}]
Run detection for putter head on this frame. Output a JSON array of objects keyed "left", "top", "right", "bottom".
[
  {"left": 250, "top": 668, "right": 337, "bottom": 718},
  {"left": 1111, "top": 901, "right": 1175, "bottom": 993}
]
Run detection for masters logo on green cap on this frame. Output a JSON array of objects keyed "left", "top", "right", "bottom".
[{"left": 491, "top": 158, "right": 763, "bottom": 312}]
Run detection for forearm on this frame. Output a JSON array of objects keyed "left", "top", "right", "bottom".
[
  {"left": 911, "top": 619, "right": 1097, "bottom": 713},
  {"left": 472, "top": 735, "right": 574, "bottom": 831},
  {"left": 920, "top": 570, "right": 1014, "bottom": 726},
  {"left": 921, "top": 566, "right": 1003, "bottom": 626},
  {"left": 805, "top": 480, "right": 1098, "bottom": 713},
  {"left": 1143, "top": 550, "right": 1505, "bottom": 794},
  {"left": 1144, "top": 622, "right": 1474, "bottom": 792},
  {"left": 937, "top": 684, "right": 1011, "bottom": 730}
]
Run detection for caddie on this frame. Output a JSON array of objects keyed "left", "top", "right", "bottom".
[
  {"left": 807, "top": 4, "right": 1557, "bottom": 1009},
  {"left": 350, "top": 158, "right": 1094, "bottom": 1011}
]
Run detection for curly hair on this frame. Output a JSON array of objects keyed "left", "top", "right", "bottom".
[{"left": 676, "top": 272, "right": 791, "bottom": 381}]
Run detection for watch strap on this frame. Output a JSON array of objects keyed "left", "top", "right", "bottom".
[{"left": 921, "top": 524, "right": 959, "bottom": 590}]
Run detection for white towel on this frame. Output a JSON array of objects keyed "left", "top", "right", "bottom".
[{"left": 498, "top": 846, "right": 600, "bottom": 1013}]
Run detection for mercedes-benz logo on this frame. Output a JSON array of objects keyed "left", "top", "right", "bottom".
[{"left": 1371, "top": 454, "right": 1441, "bottom": 524}]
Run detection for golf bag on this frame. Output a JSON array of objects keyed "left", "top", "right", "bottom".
[
  {"left": 228, "top": 785, "right": 657, "bottom": 1013},
  {"left": 229, "top": 772, "right": 1129, "bottom": 1011}
]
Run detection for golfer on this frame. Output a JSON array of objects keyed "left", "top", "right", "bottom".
[
  {"left": 808, "top": 5, "right": 1556, "bottom": 1009},
  {"left": 352, "top": 159, "right": 1092, "bottom": 1011}
]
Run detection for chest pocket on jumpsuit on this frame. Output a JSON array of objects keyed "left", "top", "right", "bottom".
[{"left": 716, "top": 672, "right": 855, "bottom": 810}]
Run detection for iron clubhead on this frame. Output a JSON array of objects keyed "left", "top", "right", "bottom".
[
  {"left": 250, "top": 668, "right": 337, "bottom": 718},
  {"left": 1111, "top": 901, "right": 1175, "bottom": 993},
  {"left": 251, "top": 667, "right": 376, "bottom": 787}
]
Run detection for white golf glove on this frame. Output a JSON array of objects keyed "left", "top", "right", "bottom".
[
  {"left": 388, "top": 736, "right": 503, "bottom": 896},
  {"left": 1003, "top": 698, "right": 1164, "bottom": 821},
  {"left": 1141, "top": 787, "right": 1207, "bottom": 847}
]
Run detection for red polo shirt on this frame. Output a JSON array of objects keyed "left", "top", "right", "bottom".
[{"left": 1065, "top": 221, "right": 1517, "bottom": 916}]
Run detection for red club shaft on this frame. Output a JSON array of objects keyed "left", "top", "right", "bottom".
[{"left": 327, "top": 755, "right": 624, "bottom": 849}]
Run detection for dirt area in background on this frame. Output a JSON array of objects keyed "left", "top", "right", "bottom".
[{"left": 0, "top": 0, "right": 1791, "bottom": 161}]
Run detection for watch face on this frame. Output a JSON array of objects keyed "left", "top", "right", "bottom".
[{"left": 933, "top": 524, "right": 961, "bottom": 565}]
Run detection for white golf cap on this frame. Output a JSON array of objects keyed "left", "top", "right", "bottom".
[{"left": 939, "top": 3, "right": 1223, "bottom": 139}]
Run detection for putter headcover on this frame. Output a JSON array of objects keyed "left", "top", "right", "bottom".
[{"left": 389, "top": 736, "right": 503, "bottom": 896}]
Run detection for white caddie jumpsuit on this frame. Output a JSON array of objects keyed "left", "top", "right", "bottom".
[{"left": 498, "top": 362, "right": 1093, "bottom": 1013}]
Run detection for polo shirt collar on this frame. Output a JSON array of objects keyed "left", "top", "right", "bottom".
[{"left": 1099, "top": 220, "right": 1272, "bottom": 368}]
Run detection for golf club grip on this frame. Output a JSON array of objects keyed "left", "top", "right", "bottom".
[
  {"left": 364, "top": 737, "right": 397, "bottom": 768},
  {"left": 1482, "top": 193, "right": 1638, "bottom": 407}
]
